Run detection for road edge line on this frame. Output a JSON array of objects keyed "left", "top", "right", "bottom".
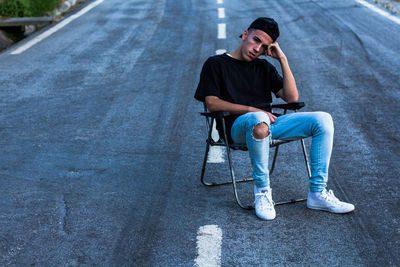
[{"left": 10, "top": 0, "right": 104, "bottom": 55}]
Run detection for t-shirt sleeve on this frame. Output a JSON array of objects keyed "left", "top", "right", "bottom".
[
  {"left": 269, "top": 65, "right": 283, "bottom": 97},
  {"left": 194, "top": 57, "right": 221, "bottom": 102}
]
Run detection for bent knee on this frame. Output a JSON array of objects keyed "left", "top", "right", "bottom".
[
  {"left": 312, "top": 112, "right": 334, "bottom": 134},
  {"left": 253, "top": 122, "right": 270, "bottom": 140}
]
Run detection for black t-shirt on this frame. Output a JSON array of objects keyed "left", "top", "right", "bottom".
[
  {"left": 195, "top": 53, "right": 283, "bottom": 106},
  {"left": 194, "top": 53, "right": 283, "bottom": 143}
]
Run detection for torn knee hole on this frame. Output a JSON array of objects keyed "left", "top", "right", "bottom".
[{"left": 252, "top": 122, "right": 269, "bottom": 140}]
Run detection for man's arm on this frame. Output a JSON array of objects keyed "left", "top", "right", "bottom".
[
  {"left": 267, "top": 42, "right": 299, "bottom": 103},
  {"left": 205, "top": 96, "right": 277, "bottom": 123}
]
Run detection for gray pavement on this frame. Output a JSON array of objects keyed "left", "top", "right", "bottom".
[{"left": 0, "top": 0, "right": 399, "bottom": 265}]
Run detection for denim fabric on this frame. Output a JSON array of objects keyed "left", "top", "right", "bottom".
[{"left": 230, "top": 111, "right": 334, "bottom": 192}]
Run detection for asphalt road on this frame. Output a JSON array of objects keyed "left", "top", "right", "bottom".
[{"left": 0, "top": 0, "right": 399, "bottom": 266}]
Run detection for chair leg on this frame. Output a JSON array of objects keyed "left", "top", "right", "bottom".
[
  {"left": 270, "top": 141, "right": 308, "bottom": 206},
  {"left": 270, "top": 145, "right": 279, "bottom": 176},
  {"left": 225, "top": 144, "right": 253, "bottom": 210},
  {"left": 275, "top": 197, "right": 307, "bottom": 205},
  {"left": 201, "top": 141, "right": 254, "bottom": 186},
  {"left": 300, "top": 139, "right": 311, "bottom": 179},
  {"left": 200, "top": 140, "right": 253, "bottom": 208},
  {"left": 200, "top": 141, "right": 211, "bottom": 186},
  {"left": 274, "top": 138, "right": 310, "bottom": 205},
  {"left": 201, "top": 138, "right": 310, "bottom": 208},
  {"left": 275, "top": 138, "right": 310, "bottom": 205}
]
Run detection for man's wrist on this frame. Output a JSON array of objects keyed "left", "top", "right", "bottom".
[
  {"left": 278, "top": 55, "right": 288, "bottom": 64},
  {"left": 247, "top": 106, "right": 255, "bottom": 112},
  {"left": 247, "top": 106, "right": 259, "bottom": 113}
]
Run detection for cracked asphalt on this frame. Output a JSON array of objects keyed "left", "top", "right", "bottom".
[{"left": 0, "top": 0, "right": 399, "bottom": 265}]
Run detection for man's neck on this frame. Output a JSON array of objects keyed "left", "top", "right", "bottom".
[{"left": 229, "top": 48, "right": 243, "bottom": 60}]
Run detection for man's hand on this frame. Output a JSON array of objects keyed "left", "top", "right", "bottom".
[
  {"left": 265, "top": 42, "right": 286, "bottom": 61},
  {"left": 266, "top": 111, "right": 277, "bottom": 123},
  {"left": 250, "top": 107, "right": 277, "bottom": 123}
]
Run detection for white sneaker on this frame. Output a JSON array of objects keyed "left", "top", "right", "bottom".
[
  {"left": 254, "top": 188, "right": 276, "bottom": 220},
  {"left": 307, "top": 189, "right": 355, "bottom": 213}
]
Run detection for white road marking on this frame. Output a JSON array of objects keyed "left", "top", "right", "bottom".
[
  {"left": 206, "top": 50, "right": 227, "bottom": 163},
  {"left": 207, "top": 120, "right": 225, "bottom": 163},
  {"left": 207, "top": 147, "right": 225, "bottom": 163},
  {"left": 217, "top": 0, "right": 223, "bottom": 4},
  {"left": 10, "top": 0, "right": 104, "bottom": 55},
  {"left": 194, "top": 225, "right": 222, "bottom": 267},
  {"left": 217, "top": 23, "right": 226, "bottom": 39},
  {"left": 218, "top": 8, "right": 225, "bottom": 19},
  {"left": 211, "top": 7, "right": 226, "bottom": 163},
  {"left": 355, "top": 0, "right": 400, "bottom": 25}
]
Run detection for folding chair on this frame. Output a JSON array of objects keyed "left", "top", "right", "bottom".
[{"left": 200, "top": 102, "right": 311, "bottom": 210}]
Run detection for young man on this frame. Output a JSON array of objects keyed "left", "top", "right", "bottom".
[{"left": 194, "top": 17, "right": 355, "bottom": 220}]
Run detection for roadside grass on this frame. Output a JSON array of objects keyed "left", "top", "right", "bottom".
[
  {"left": 0, "top": 0, "right": 61, "bottom": 44},
  {"left": 0, "top": 0, "right": 60, "bottom": 17}
]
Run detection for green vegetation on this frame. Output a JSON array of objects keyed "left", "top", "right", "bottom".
[
  {"left": 0, "top": 0, "right": 25, "bottom": 17},
  {"left": 0, "top": 0, "right": 60, "bottom": 17},
  {"left": 0, "top": 0, "right": 61, "bottom": 44}
]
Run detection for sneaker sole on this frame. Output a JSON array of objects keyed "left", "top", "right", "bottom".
[
  {"left": 255, "top": 212, "right": 276, "bottom": 221},
  {"left": 307, "top": 204, "right": 355, "bottom": 214},
  {"left": 256, "top": 215, "right": 276, "bottom": 221}
]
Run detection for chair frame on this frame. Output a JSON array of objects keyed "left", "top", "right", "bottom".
[{"left": 200, "top": 102, "right": 311, "bottom": 210}]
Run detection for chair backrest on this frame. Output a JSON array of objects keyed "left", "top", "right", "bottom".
[{"left": 202, "top": 103, "right": 236, "bottom": 144}]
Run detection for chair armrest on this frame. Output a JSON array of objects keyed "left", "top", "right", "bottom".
[
  {"left": 200, "top": 111, "right": 231, "bottom": 119},
  {"left": 201, "top": 102, "right": 305, "bottom": 118},
  {"left": 271, "top": 102, "right": 305, "bottom": 110}
]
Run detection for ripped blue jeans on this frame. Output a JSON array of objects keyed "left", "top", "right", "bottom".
[{"left": 230, "top": 111, "right": 334, "bottom": 192}]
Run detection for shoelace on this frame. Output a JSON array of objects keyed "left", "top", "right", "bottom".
[
  {"left": 323, "top": 190, "right": 341, "bottom": 204},
  {"left": 255, "top": 192, "right": 275, "bottom": 210}
]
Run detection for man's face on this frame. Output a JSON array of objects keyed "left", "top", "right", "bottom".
[{"left": 240, "top": 29, "right": 273, "bottom": 61}]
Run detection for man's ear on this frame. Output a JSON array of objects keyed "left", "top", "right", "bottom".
[{"left": 241, "top": 30, "right": 248, "bottom": 41}]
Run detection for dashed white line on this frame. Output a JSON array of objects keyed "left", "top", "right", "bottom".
[
  {"left": 207, "top": 50, "right": 227, "bottom": 164},
  {"left": 217, "top": 23, "right": 226, "bottom": 39},
  {"left": 218, "top": 8, "right": 225, "bottom": 19},
  {"left": 207, "top": 146, "right": 225, "bottom": 164},
  {"left": 217, "top": 0, "right": 223, "bottom": 4},
  {"left": 207, "top": 120, "right": 225, "bottom": 163},
  {"left": 355, "top": 0, "right": 400, "bottom": 25},
  {"left": 211, "top": 6, "right": 226, "bottom": 164},
  {"left": 194, "top": 225, "right": 222, "bottom": 267},
  {"left": 10, "top": 0, "right": 104, "bottom": 55}
]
